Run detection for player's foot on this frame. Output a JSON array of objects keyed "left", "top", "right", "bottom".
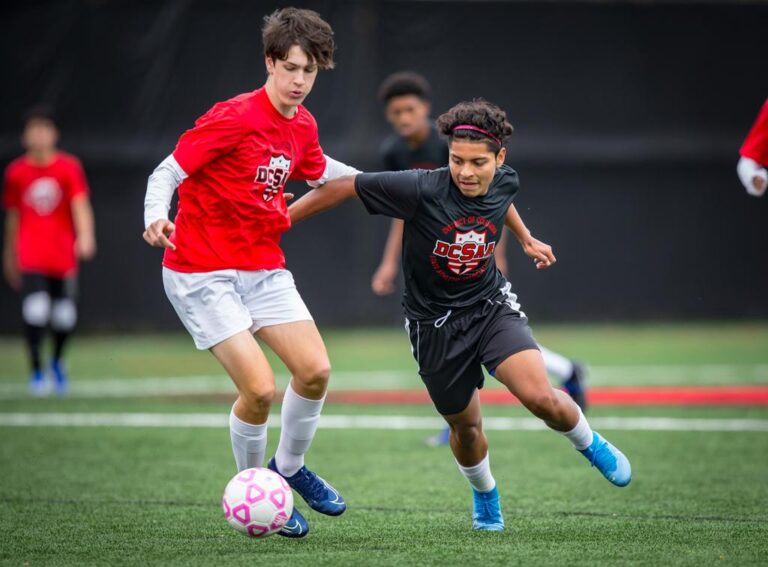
[
  {"left": 424, "top": 426, "right": 451, "bottom": 447},
  {"left": 51, "top": 359, "right": 69, "bottom": 396},
  {"left": 562, "top": 361, "right": 587, "bottom": 412},
  {"left": 28, "top": 370, "right": 48, "bottom": 397},
  {"left": 276, "top": 507, "right": 309, "bottom": 538},
  {"left": 472, "top": 486, "right": 504, "bottom": 531},
  {"left": 579, "top": 432, "right": 632, "bottom": 487},
  {"left": 268, "top": 457, "right": 346, "bottom": 516}
]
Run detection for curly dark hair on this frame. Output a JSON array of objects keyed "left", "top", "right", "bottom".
[
  {"left": 436, "top": 99, "right": 514, "bottom": 153},
  {"left": 377, "top": 71, "right": 432, "bottom": 103},
  {"left": 262, "top": 7, "right": 336, "bottom": 70}
]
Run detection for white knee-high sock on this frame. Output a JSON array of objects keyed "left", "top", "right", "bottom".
[
  {"left": 275, "top": 383, "right": 325, "bottom": 477},
  {"left": 229, "top": 406, "right": 268, "bottom": 472},
  {"left": 560, "top": 407, "right": 594, "bottom": 450},
  {"left": 457, "top": 453, "right": 496, "bottom": 493},
  {"left": 539, "top": 345, "right": 574, "bottom": 381}
]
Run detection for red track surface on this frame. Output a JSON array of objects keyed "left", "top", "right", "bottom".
[{"left": 327, "top": 386, "right": 768, "bottom": 406}]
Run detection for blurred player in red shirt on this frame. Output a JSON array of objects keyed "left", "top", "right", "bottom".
[
  {"left": 142, "top": 8, "right": 357, "bottom": 538},
  {"left": 737, "top": 98, "right": 768, "bottom": 197},
  {"left": 2, "top": 107, "right": 96, "bottom": 395}
]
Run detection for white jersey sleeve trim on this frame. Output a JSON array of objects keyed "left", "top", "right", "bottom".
[
  {"left": 144, "top": 154, "right": 188, "bottom": 229},
  {"left": 306, "top": 154, "right": 362, "bottom": 188},
  {"left": 736, "top": 156, "right": 767, "bottom": 197}
]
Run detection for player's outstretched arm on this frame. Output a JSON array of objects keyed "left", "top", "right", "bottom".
[
  {"left": 289, "top": 175, "right": 359, "bottom": 224},
  {"left": 505, "top": 203, "right": 556, "bottom": 270}
]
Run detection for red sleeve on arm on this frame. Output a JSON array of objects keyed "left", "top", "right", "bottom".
[
  {"left": 740, "top": 99, "right": 768, "bottom": 166},
  {"left": 172, "top": 102, "right": 244, "bottom": 175},
  {"left": 66, "top": 157, "right": 90, "bottom": 201},
  {"left": 2, "top": 165, "right": 20, "bottom": 210},
  {"left": 289, "top": 119, "right": 327, "bottom": 181}
]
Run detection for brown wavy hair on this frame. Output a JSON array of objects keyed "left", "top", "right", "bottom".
[{"left": 262, "top": 8, "right": 336, "bottom": 70}]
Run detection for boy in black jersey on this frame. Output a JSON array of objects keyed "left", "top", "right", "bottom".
[
  {"left": 374, "top": 73, "right": 588, "bottom": 447},
  {"left": 289, "top": 99, "right": 631, "bottom": 532}
]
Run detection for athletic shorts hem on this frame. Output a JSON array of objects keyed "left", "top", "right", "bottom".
[
  {"left": 483, "top": 343, "right": 540, "bottom": 375},
  {"left": 193, "top": 323, "right": 253, "bottom": 351},
  {"left": 250, "top": 316, "right": 314, "bottom": 334}
]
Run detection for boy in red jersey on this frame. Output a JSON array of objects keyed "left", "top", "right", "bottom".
[
  {"left": 737, "top": 98, "right": 768, "bottom": 197},
  {"left": 142, "top": 8, "right": 356, "bottom": 538},
  {"left": 2, "top": 107, "right": 96, "bottom": 396}
]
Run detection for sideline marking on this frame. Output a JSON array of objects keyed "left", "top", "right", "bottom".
[{"left": 0, "top": 413, "right": 767, "bottom": 431}]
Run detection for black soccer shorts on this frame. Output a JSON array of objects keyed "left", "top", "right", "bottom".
[
  {"left": 21, "top": 273, "right": 78, "bottom": 302},
  {"left": 406, "top": 300, "right": 539, "bottom": 415}
]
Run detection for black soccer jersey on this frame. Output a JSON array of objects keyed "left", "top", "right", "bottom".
[
  {"left": 380, "top": 124, "right": 448, "bottom": 171},
  {"left": 355, "top": 165, "right": 520, "bottom": 320}
]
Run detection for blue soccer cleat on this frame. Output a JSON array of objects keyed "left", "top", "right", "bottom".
[
  {"left": 51, "top": 359, "right": 69, "bottom": 396},
  {"left": 276, "top": 506, "right": 309, "bottom": 538},
  {"left": 579, "top": 432, "right": 632, "bottom": 487},
  {"left": 28, "top": 369, "right": 47, "bottom": 397},
  {"left": 472, "top": 486, "right": 505, "bottom": 531},
  {"left": 268, "top": 457, "right": 346, "bottom": 516}
]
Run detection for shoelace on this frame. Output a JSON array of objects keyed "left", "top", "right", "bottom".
[{"left": 296, "top": 468, "right": 326, "bottom": 501}]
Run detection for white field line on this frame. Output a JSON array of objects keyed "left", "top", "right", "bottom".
[
  {"left": 0, "top": 413, "right": 767, "bottom": 432},
  {"left": 0, "top": 364, "right": 767, "bottom": 400}
]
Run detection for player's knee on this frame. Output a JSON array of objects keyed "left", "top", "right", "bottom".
[
  {"left": 295, "top": 359, "right": 331, "bottom": 391},
  {"left": 524, "top": 391, "right": 561, "bottom": 419},
  {"left": 50, "top": 299, "right": 77, "bottom": 332},
  {"left": 22, "top": 292, "right": 51, "bottom": 327},
  {"left": 240, "top": 383, "right": 276, "bottom": 412},
  {"left": 450, "top": 421, "right": 482, "bottom": 447}
]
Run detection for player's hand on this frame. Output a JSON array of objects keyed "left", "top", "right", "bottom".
[
  {"left": 371, "top": 262, "right": 398, "bottom": 296},
  {"left": 522, "top": 237, "right": 556, "bottom": 270},
  {"left": 75, "top": 235, "right": 97, "bottom": 261},
  {"left": 283, "top": 192, "right": 295, "bottom": 201},
  {"left": 751, "top": 174, "right": 767, "bottom": 196},
  {"left": 3, "top": 253, "right": 20, "bottom": 291},
  {"left": 143, "top": 219, "right": 177, "bottom": 250}
]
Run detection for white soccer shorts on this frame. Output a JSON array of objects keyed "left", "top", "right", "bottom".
[{"left": 162, "top": 267, "right": 313, "bottom": 350}]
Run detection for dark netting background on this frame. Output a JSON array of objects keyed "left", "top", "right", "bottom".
[{"left": 1, "top": 0, "right": 766, "bottom": 332}]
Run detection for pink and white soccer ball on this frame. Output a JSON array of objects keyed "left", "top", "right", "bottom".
[{"left": 222, "top": 467, "right": 293, "bottom": 538}]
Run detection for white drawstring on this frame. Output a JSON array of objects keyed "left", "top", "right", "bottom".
[{"left": 434, "top": 310, "right": 452, "bottom": 328}]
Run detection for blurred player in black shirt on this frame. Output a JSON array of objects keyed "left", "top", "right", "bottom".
[{"left": 289, "top": 99, "right": 631, "bottom": 532}]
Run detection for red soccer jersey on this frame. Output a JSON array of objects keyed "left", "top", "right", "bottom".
[
  {"left": 2, "top": 152, "right": 89, "bottom": 278},
  {"left": 740, "top": 98, "right": 768, "bottom": 166},
  {"left": 163, "top": 87, "right": 327, "bottom": 272}
]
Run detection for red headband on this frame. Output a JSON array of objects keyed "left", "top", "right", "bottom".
[{"left": 452, "top": 124, "right": 502, "bottom": 147}]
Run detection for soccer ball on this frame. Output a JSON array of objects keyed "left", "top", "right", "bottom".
[{"left": 222, "top": 467, "right": 294, "bottom": 538}]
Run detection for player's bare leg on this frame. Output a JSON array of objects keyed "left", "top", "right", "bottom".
[
  {"left": 211, "top": 330, "right": 275, "bottom": 472},
  {"left": 442, "top": 390, "right": 487, "bottom": 467},
  {"left": 494, "top": 349, "right": 579, "bottom": 431},
  {"left": 256, "top": 320, "right": 330, "bottom": 401},
  {"left": 494, "top": 349, "right": 631, "bottom": 486},
  {"left": 442, "top": 391, "right": 503, "bottom": 531},
  {"left": 257, "top": 320, "right": 346, "bottom": 522}
]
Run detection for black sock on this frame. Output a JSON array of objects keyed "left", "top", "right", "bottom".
[{"left": 24, "top": 324, "right": 45, "bottom": 373}]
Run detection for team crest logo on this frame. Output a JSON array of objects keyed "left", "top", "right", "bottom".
[
  {"left": 255, "top": 154, "right": 292, "bottom": 202},
  {"left": 24, "top": 177, "right": 62, "bottom": 215},
  {"left": 433, "top": 229, "right": 496, "bottom": 275}
]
